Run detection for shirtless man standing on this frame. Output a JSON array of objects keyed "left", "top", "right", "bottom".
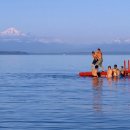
[
  {"left": 92, "top": 65, "right": 100, "bottom": 77},
  {"left": 95, "top": 48, "right": 104, "bottom": 71}
]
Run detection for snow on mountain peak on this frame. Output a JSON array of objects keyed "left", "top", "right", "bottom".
[{"left": 0, "top": 27, "right": 25, "bottom": 36}]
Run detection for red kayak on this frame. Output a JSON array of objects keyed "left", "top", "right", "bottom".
[
  {"left": 79, "top": 71, "right": 107, "bottom": 77},
  {"left": 79, "top": 70, "right": 130, "bottom": 77},
  {"left": 79, "top": 60, "right": 130, "bottom": 77}
]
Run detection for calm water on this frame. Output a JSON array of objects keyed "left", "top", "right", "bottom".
[{"left": 0, "top": 55, "right": 130, "bottom": 130}]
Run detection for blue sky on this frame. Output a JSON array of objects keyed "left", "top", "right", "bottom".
[{"left": 0, "top": 0, "right": 130, "bottom": 44}]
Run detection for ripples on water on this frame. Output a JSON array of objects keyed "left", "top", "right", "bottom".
[
  {"left": 0, "top": 72, "right": 130, "bottom": 130},
  {"left": 0, "top": 54, "right": 130, "bottom": 129}
]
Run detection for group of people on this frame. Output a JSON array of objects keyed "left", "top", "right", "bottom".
[
  {"left": 91, "top": 48, "right": 104, "bottom": 77},
  {"left": 106, "top": 65, "right": 125, "bottom": 78},
  {"left": 91, "top": 48, "right": 125, "bottom": 78},
  {"left": 91, "top": 48, "right": 104, "bottom": 71}
]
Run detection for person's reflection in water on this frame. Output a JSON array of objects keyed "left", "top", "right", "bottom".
[
  {"left": 113, "top": 76, "right": 119, "bottom": 82},
  {"left": 92, "top": 77, "right": 103, "bottom": 88},
  {"left": 92, "top": 77, "right": 103, "bottom": 112},
  {"left": 112, "top": 76, "right": 119, "bottom": 89},
  {"left": 107, "top": 77, "right": 112, "bottom": 87}
]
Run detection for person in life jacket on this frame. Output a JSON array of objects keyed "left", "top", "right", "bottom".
[
  {"left": 95, "top": 48, "right": 104, "bottom": 71},
  {"left": 91, "top": 51, "right": 98, "bottom": 68},
  {"left": 112, "top": 64, "right": 120, "bottom": 77}
]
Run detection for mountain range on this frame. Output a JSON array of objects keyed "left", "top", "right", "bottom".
[{"left": 0, "top": 27, "right": 130, "bottom": 54}]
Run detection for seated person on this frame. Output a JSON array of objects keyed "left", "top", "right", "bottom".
[
  {"left": 112, "top": 64, "right": 120, "bottom": 77},
  {"left": 92, "top": 65, "right": 100, "bottom": 77},
  {"left": 120, "top": 66, "right": 125, "bottom": 77},
  {"left": 106, "top": 66, "right": 112, "bottom": 78}
]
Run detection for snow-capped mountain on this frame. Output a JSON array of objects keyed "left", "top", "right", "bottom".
[
  {"left": 0, "top": 27, "right": 25, "bottom": 36},
  {"left": 0, "top": 27, "right": 63, "bottom": 43},
  {"left": 0, "top": 27, "right": 129, "bottom": 53}
]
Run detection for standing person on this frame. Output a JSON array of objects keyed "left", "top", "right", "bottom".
[
  {"left": 91, "top": 51, "right": 98, "bottom": 68},
  {"left": 106, "top": 66, "right": 112, "bottom": 78},
  {"left": 95, "top": 48, "right": 104, "bottom": 71}
]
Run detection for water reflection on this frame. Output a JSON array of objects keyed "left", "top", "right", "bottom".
[
  {"left": 106, "top": 78, "right": 113, "bottom": 88},
  {"left": 92, "top": 77, "right": 103, "bottom": 88},
  {"left": 112, "top": 77, "right": 119, "bottom": 82},
  {"left": 92, "top": 78, "right": 103, "bottom": 112},
  {"left": 91, "top": 76, "right": 130, "bottom": 113}
]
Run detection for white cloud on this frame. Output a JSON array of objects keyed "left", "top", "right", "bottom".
[
  {"left": 113, "top": 39, "right": 122, "bottom": 43},
  {"left": 38, "top": 37, "right": 64, "bottom": 44}
]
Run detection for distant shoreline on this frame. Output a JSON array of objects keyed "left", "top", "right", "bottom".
[{"left": 0, "top": 51, "right": 130, "bottom": 55}]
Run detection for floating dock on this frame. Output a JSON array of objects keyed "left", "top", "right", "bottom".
[{"left": 79, "top": 60, "right": 130, "bottom": 77}]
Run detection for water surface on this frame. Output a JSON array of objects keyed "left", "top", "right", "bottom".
[{"left": 0, "top": 55, "right": 130, "bottom": 130}]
